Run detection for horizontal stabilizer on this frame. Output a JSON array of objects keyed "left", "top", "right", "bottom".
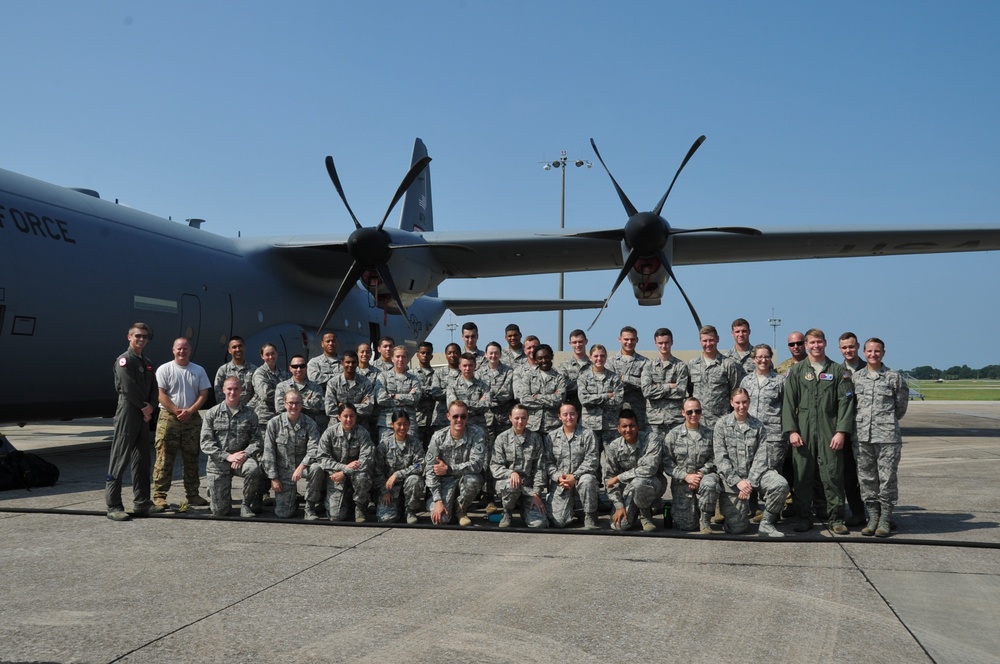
[{"left": 439, "top": 298, "right": 605, "bottom": 316}]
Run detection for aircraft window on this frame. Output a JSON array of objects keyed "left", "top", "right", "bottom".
[{"left": 133, "top": 295, "right": 178, "bottom": 314}]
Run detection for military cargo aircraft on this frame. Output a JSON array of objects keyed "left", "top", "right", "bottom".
[{"left": 2, "top": 137, "right": 999, "bottom": 423}]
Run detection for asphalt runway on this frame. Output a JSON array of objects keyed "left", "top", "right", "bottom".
[{"left": 1, "top": 401, "right": 998, "bottom": 663}]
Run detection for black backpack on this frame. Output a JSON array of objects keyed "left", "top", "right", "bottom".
[{"left": 0, "top": 433, "right": 60, "bottom": 491}]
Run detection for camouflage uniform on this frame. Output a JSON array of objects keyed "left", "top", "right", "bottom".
[
  {"left": 641, "top": 356, "right": 691, "bottom": 439},
  {"left": 559, "top": 356, "right": 591, "bottom": 402},
  {"left": 513, "top": 366, "right": 567, "bottom": 433},
  {"left": 153, "top": 360, "right": 211, "bottom": 503},
  {"left": 106, "top": 347, "right": 157, "bottom": 512},
  {"left": 307, "top": 353, "right": 342, "bottom": 390},
  {"left": 603, "top": 431, "right": 665, "bottom": 531},
  {"left": 608, "top": 352, "right": 649, "bottom": 429},
  {"left": 214, "top": 360, "right": 257, "bottom": 407},
  {"left": 312, "top": 421, "right": 374, "bottom": 521},
  {"left": 250, "top": 364, "right": 290, "bottom": 432},
  {"left": 430, "top": 367, "right": 459, "bottom": 431},
  {"left": 740, "top": 370, "right": 785, "bottom": 443},
  {"left": 782, "top": 358, "right": 856, "bottom": 525},
  {"left": 853, "top": 366, "right": 908, "bottom": 505},
  {"left": 447, "top": 375, "right": 493, "bottom": 430},
  {"left": 324, "top": 371, "right": 376, "bottom": 429},
  {"left": 275, "top": 378, "right": 328, "bottom": 431},
  {"left": 424, "top": 424, "right": 487, "bottom": 523},
  {"left": 687, "top": 354, "right": 744, "bottom": 429},
  {"left": 477, "top": 362, "right": 515, "bottom": 442},
  {"left": 262, "top": 412, "right": 321, "bottom": 518},
  {"left": 662, "top": 424, "right": 720, "bottom": 531},
  {"left": 375, "top": 370, "right": 423, "bottom": 437},
  {"left": 713, "top": 413, "right": 789, "bottom": 534},
  {"left": 577, "top": 368, "right": 624, "bottom": 444},
  {"left": 372, "top": 357, "right": 394, "bottom": 375},
  {"left": 491, "top": 427, "right": 548, "bottom": 528},
  {"left": 727, "top": 347, "right": 755, "bottom": 375},
  {"left": 501, "top": 346, "right": 527, "bottom": 367},
  {"left": 413, "top": 365, "right": 439, "bottom": 441},
  {"left": 374, "top": 431, "right": 426, "bottom": 522},
  {"left": 199, "top": 402, "right": 263, "bottom": 516},
  {"left": 544, "top": 426, "right": 599, "bottom": 527}
]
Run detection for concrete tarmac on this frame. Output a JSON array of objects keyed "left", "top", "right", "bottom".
[{"left": 1, "top": 401, "right": 998, "bottom": 664}]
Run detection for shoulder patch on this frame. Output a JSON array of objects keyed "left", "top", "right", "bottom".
[{"left": 118, "top": 357, "right": 127, "bottom": 367}]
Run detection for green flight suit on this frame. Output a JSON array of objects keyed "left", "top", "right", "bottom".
[{"left": 781, "top": 357, "right": 855, "bottom": 523}]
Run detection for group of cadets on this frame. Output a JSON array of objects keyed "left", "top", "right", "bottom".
[{"left": 106, "top": 319, "right": 908, "bottom": 539}]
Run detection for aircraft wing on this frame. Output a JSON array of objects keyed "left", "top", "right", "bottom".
[{"left": 435, "top": 298, "right": 606, "bottom": 315}]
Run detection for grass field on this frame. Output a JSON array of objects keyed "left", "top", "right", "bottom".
[{"left": 906, "top": 379, "right": 1000, "bottom": 401}]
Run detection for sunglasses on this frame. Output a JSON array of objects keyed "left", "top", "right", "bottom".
[
  {"left": 132, "top": 334, "right": 149, "bottom": 339},
  {"left": 290, "top": 364, "right": 307, "bottom": 369},
  {"left": 451, "top": 414, "right": 468, "bottom": 420},
  {"left": 684, "top": 408, "right": 703, "bottom": 415},
  {"left": 788, "top": 341, "right": 804, "bottom": 347}
]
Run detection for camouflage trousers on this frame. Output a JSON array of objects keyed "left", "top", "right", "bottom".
[
  {"left": 610, "top": 476, "right": 665, "bottom": 531},
  {"left": 719, "top": 470, "right": 789, "bottom": 534},
  {"left": 376, "top": 474, "right": 426, "bottom": 522},
  {"left": 495, "top": 481, "right": 548, "bottom": 528},
  {"left": 271, "top": 471, "right": 323, "bottom": 519},
  {"left": 670, "top": 473, "right": 721, "bottom": 531},
  {"left": 547, "top": 473, "right": 599, "bottom": 528},
  {"left": 311, "top": 466, "right": 372, "bottom": 521},
  {"left": 425, "top": 474, "right": 484, "bottom": 524},
  {"left": 854, "top": 441, "right": 901, "bottom": 505},
  {"left": 153, "top": 411, "right": 202, "bottom": 501},
  {"left": 205, "top": 457, "right": 262, "bottom": 517}
]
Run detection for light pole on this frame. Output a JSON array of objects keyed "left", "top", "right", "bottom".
[
  {"left": 769, "top": 308, "right": 781, "bottom": 354},
  {"left": 543, "top": 151, "right": 592, "bottom": 350}
]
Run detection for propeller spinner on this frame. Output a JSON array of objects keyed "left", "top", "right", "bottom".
[
  {"left": 586, "top": 136, "right": 761, "bottom": 330},
  {"left": 315, "top": 153, "right": 432, "bottom": 335}
]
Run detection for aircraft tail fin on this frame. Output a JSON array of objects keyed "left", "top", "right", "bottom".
[{"left": 398, "top": 138, "right": 433, "bottom": 233}]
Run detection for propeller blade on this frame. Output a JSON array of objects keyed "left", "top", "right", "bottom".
[
  {"left": 669, "top": 225, "right": 762, "bottom": 237},
  {"left": 325, "top": 155, "right": 363, "bottom": 230},
  {"left": 375, "top": 263, "right": 416, "bottom": 333},
  {"left": 590, "top": 138, "right": 638, "bottom": 218},
  {"left": 653, "top": 135, "right": 706, "bottom": 216},
  {"left": 317, "top": 261, "right": 364, "bottom": 334},
  {"left": 376, "top": 156, "right": 432, "bottom": 231},
  {"left": 587, "top": 248, "right": 641, "bottom": 331},
  {"left": 661, "top": 253, "right": 703, "bottom": 330}
]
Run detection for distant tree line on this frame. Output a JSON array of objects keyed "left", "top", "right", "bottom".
[{"left": 907, "top": 365, "right": 1000, "bottom": 380}]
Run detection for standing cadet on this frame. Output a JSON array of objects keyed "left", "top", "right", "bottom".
[
  {"left": 413, "top": 341, "right": 439, "bottom": 446},
  {"left": 375, "top": 409, "right": 426, "bottom": 524},
  {"left": 106, "top": 322, "right": 158, "bottom": 521},
  {"left": 375, "top": 345, "right": 423, "bottom": 441},
  {"left": 687, "top": 324, "right": 744, "bottom": 430},
  {"left": 429, "top": 343, "right": 462, "bottom": 437},
  {"left": 662, "top": 398, "right": 720, "bottom": 534},
  {"left": 837, "top": 331, "right": 868, "bottom": 527},
  {"left": 153, "top": 337, "right": 211, "bottom": 510},
  {"left": 740, "top": 343, "right": 789, "bottom": 517},
  {"left": 775, "top": 331, "right": 807, "bottom": 376},
  {"left": 782, "top": 328, "right": 856, "bottom": 534},
  {"left": 713, "top": 388, "right": 789, "bottom": 537},
  {"left": 558, "top": 329, "right": 591, "bottom": 403},
  {"left": 604, "top": 409, "right": 664, "bottom": 533},
  {"left": 478, "top": 341, "right": 515, "bottom": 444},
  {"left": 311, "top": 402, "right": 373, "bottom": 522},
  {"left": 214, "top": 336, "right": 257, "bottom": 407},
  {"left": 642, "top": 327, "right": 691, "bottom": 440},
  {"left": 250, "top": 343, "right": 290, "bottom": 433},
  {"left": 460, "top": 321, "right": 487, "bottom": 368},
  {"left": 514, "top": 335, "right": 540, "bottom": 379},
  {"left": 275, "top": 355, "right": 327, "bottom": 430},
  {"left": 853, "top": 338, "right": 908, "bottom": 537},
  {"left": 356, "top": 342, "right": 380, "bottom": 383},
  {"left": 447, "top": 352, "right": 492, "bottom": 430},
  {"left": 491, "top": 403, "right": 548, "bottom": 528},
  {"left": 544, "top": 401, "right": 600, "bottom": 529},
  {"left": 324, "top": 350, "right": 375, "bottom": 431},
  {"left": 200, "top": 377, "right": 264, "bottom": 517},
  {"left": 513, "top": 344, "right": 567, "bottom": 434},
  {"left": 501, "top": 323, "right": 527, "bottom": 367},
  {"left": 372, "top": 336, "right": 395, "bottom": 374},
  {"left": 577, "top": 343, "right": 624, "bottom": 445},
  {"left": 307, "top": 331, "right": 343, "bottom": 391},
  {"left": 608, "top": 326, "right": 649, "bottom": 430},
  {"left": 425, "top": 400, "right": 487, "bottom": 527},
  {"left": 262, "top": 390, "right": 322, "bottom": 519},
  {"left": 727, "top": 318, "right": 756, "bottom": 375}
]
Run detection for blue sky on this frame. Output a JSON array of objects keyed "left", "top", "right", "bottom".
[{"left": 4, "top": 2, "right": 999, "bottom": 370}]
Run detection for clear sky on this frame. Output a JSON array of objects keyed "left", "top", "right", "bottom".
[{"left": 4, "top": 1, "right": 998, "bottom": 370}]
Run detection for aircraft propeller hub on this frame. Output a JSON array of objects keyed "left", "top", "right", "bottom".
[
  {"left": 624, "top": 212, "right": 668, "bottom": 255},
  {"left": 348, "top": 227, "right": 392, "bottom": 264}
]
